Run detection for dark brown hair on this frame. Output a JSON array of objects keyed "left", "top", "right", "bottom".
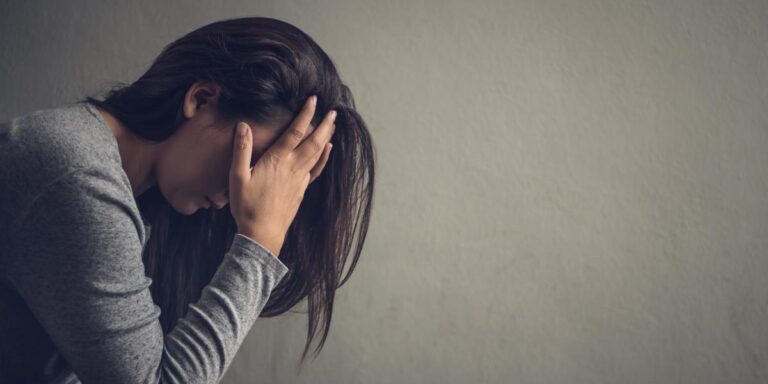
[{"left": 80, "top": 16, "right": 375, "bottom": 366}]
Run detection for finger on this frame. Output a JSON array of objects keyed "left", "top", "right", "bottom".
[
  {"left": 270, "top": 95, "right": 317, "bottom": 157},
  {"left": 230, "top": 121, "right": 253, "bottom": 184},
  {"left": 295, "top": 112, "right": 336, "bottom": 173},
  {"left": 309, "top": 142, "right": 332, "bottom": 183}
]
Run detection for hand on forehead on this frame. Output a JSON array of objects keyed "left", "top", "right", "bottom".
[{"left": 246, "top": 120, "right": 319, "bottom": 172}]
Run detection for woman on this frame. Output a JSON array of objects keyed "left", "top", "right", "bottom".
[{"left": 0, "top": 16, "right": 375, "bottom": 383}]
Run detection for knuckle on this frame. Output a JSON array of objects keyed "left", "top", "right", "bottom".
[
  {"left": 289, "top": 127, "right": 305, "bottom": 141},
  {"left": 308, "top": 139, "right": 323, "bottom": 153}
]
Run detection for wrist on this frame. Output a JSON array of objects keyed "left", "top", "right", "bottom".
[{"left": 237, "top": 229, "right": 284, "bottom": 257}]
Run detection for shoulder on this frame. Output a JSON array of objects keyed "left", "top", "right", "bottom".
[
  {"left": 0, "top": 102, "right": 131, "bottom": 216},
  {"left": 2, "top": 102, "right": 122, "bottom": 175}
]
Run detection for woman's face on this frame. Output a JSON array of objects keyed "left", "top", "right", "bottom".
[{"left": 155, "top": 82, "right": 305, "bottom": 215}]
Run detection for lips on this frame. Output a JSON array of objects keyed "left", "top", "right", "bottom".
[{"left": 206, "top": 196, "right": 222, "bottom": 209}]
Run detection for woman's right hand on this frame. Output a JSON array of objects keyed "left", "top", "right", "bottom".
[{"left": 228, "top": 95, "right": 336, "bottom": 257}]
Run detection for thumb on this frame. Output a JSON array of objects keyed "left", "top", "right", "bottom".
[{"left": 230, "top": 121, "right": 252, "bottom": 184}]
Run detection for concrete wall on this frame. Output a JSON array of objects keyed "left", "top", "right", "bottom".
[{"left": 2, "top": 0, "right": 767, "bottom": 383}]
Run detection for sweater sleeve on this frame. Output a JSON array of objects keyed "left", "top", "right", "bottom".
[{"left": 6, "top": 166, "right": 289, "bottom": 383}]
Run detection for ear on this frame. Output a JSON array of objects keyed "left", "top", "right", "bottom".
[{"left": 182, "top": 81, "right": 221, "bottom": 119}]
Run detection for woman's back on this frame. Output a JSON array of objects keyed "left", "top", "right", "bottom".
[{"left": 0, "top": 102, "right": 151, "bottom": 382}]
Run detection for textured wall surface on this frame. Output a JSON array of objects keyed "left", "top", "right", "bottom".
[{"left": 2, "top": 1, "right": 767, "bottom": 383}]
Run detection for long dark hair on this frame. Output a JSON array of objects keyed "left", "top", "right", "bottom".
[{"left": 79, "top": 16, "right": 375, "bottom": 366}]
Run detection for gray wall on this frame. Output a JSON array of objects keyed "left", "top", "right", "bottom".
[{"left": 2, "top": 1, "right": 767, "bottom": 383}]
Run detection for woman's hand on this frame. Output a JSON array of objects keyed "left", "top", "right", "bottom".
[{"left": 228, "top": 95, "right": 336, "bottom": 257}]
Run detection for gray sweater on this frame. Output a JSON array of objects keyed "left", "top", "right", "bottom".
[{"left": 0, "top": 102, "right": 289, "bottom": 383}]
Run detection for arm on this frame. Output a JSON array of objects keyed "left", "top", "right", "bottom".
[{"left": 7, "top": 167, "right": 288, "bottom": 383}]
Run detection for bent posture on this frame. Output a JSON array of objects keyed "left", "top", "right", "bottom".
[{"left": 0, "top": 16, "right": 375, "bottom": 383}]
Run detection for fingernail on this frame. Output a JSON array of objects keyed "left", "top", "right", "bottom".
[
  {"left": 310, "top": 95, "right": 317, "bottom": 106},
  {"left": 238, "top": 123, "right": 248, "bottom": 137},
  {"left": 330, "top": 110, "right": 337, "bottom": 122}
]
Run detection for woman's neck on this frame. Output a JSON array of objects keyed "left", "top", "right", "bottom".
[{"left": 94, "top": 106, "right": 161, "bottom": 197}]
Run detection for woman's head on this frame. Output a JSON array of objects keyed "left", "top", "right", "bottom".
[
  {"left": 81, "top": 16, "right": 375, "bottom": 366},
  {"left": 145, "top": 79, "right": 313, "bottom": 215}
]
